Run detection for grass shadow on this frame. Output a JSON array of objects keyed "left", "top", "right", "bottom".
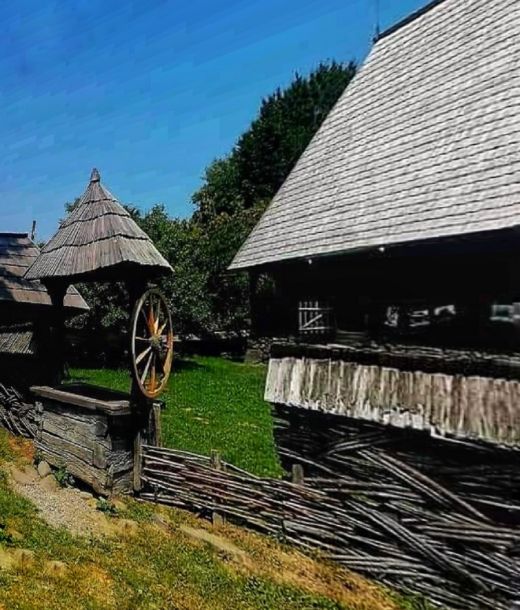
[{"left": 172, "top": 358, "right": 207, "bottom": 372}]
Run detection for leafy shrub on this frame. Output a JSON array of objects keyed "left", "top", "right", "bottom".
[
  {"left": 54, "top": 467, "right": 74, "bottom": 488},
  {"left": 96, "top": 498, "right": 118, "bottom": 516}
]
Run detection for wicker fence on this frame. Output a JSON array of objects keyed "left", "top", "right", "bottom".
[
  {"left": 139, "top": 428, "right": 520, "bottom": 610},
  {"left": 0, "top": 383, "right": 37, "bottom": 438}
]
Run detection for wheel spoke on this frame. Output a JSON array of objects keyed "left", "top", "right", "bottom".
[
  {"left": 148, "top": 297, "right": 155, "bottom": 334},
  {"left": 157, "top": 321, "right": 168, "bottom": 336},
  {"left": 136, "top": 345, "right": 151, "bottom": 365},
  {"left": 140, "top": 352, "right": 153, "bottom": 386},
  {"left": 140, "top": 308, "right": 152, "bottom": 335},
  {"left": 149, "top": 356, "right": 157, "bottom": 393},
  {"left": 155, "top": 299, "right": 161, "bottom": 333}
]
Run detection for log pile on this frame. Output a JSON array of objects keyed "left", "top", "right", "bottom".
[
  {"left": 139, "top": 422, "right": 520, "bottom": 610},
  {"left": 0, "top": 382, "right": 38, "bottom": 438}
]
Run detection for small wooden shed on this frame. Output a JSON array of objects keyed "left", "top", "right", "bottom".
[
  {"left": 0, "top": 232, "right": 88, "bottom": 391},
  {"left": 0, "top": 232, "right": 88, "bottom": 436}
]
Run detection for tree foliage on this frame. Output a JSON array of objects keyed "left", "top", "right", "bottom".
[
  {"left": 66, "top": 61, "right": 357, "bottom": 348},
  {"left": 193, "top": 61, "right": 356, "bottom": 222},
  {"left": 189, "top": 61, "right": 356, "bottom": 332}
]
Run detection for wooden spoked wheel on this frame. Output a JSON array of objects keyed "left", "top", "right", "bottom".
[{"left": 131, "top": 289, "right": 173, "bottom": 399}]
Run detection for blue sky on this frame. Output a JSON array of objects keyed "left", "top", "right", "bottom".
[{"left": 1, "top": 0, "right": 428, "bottom": 240}]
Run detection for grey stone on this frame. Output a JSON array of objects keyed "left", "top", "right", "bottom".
[
  {"left": 37, "top": 461, "right": 52, "bottom": 478},
  {"left": 40, "top": 475, "right": 59, "bottom": 493}
]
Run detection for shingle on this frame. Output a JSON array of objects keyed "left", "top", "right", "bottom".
[
  {"left": 0, "top": 323, "right": 36, "bottom": 355},
  {"left": 230, "top": 0, "right": 520, "bottom": 270},
  {"left": 0, "top": 234, "right": 88, "bottom": 311}
]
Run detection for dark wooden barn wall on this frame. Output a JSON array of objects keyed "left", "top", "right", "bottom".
[{"left": 250, "top": 235, "right": 520, "bottom": 347}]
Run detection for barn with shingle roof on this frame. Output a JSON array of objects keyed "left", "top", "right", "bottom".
[
  {"left": 232, "top": 0, "right": 520, "bottom": 350},
  {"left": 234, "top": 9, "right": 520, "bottom": 606},
  {"left": 232, "top": 0, "right": 520, "bottom": 448}
]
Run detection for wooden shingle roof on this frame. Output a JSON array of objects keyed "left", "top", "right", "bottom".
[
  {"left": 25, "top": 169, "right": 172, "bottom": 282},
  {"left": 0, "top": 324, "right": 36, "bottom": 356},
  {"left": 230, "top": 0, "right": 520, "bottom": 270},
  {"left": 0, "top": 233, "right": 88, "bottom": 311}
]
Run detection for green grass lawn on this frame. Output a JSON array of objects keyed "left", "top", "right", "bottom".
[
  {"left": 0, "top": 430, "right": 415, "bottom": 610},
  {"left": 70, "top": 356, "right": 283, "bottom": 478}
]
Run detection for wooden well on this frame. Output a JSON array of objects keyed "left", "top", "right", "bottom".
[{"left": 31, "top": 384, "right": 136, "bottom": 496}]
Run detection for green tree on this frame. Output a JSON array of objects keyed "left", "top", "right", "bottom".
[
  {"left": 191, "top": 61, "right": 357, "bottom": 332},
  {"left": 67, "top": 60, "right": 357, "bottom": 347},
  {"left": 193, "top": 61, "right": 356, "bottom": 222}
]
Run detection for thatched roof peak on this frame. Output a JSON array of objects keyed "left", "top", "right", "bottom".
[
  {"left": 90, "top": 168, "right": 101, "bottom": 183},
  {"left": 25, "top": 170, "right": 172, "bottom": 283}
]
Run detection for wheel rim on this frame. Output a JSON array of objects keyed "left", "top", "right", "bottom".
[{"left": 131, "top": 289, "right": 173, "bottom": 399}]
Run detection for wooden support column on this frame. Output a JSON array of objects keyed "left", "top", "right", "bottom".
[
  {"left": 46, "top": 281, "right": 69, "bottom": 386},
  {"left": 249, "top": 270, "right": 260, "bottom": 339},
  {"left": 125, "top": 278, "right": 151, "bottom": 493}
]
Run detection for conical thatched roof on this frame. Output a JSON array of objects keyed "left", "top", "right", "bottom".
[{"left": 25, "top": 169, "right": 172, "bottom": 283}]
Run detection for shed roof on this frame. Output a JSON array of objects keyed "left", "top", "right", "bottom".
[
  {"left": 0, "top": 233, "right": 88, "bottom": 311},
  {"left": 25, "top": 169, "right": 172, "bottom": 283},
  {"left": 230, "top": 0, "right": 520, "bottom": 270},
  {"left": 0, "top": 323, "right": 36, "bottom": 356}
]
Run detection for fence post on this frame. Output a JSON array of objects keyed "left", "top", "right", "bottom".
[
  {"left": 149, "top": 403, "right": 162, "bottom": 447},
  {"left": 281, "top": 463, "right": 305, "bottom": 542},
  {"left": 210, "top": 450, "right": 225, "bottom": 527},
  {"left": 133, "top": 430, "right": 143, "bottom": 493},
  {"left": 292, "top": 463, "right": 304, "bottom": 486}
]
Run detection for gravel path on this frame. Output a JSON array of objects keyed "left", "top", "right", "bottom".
[{"left": 7, "top": 463, "right": 113, "bottom": 537}]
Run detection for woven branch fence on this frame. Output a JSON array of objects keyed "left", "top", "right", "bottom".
[
  {"left": 0, "top": 383, "right": 38, "bottom": 438},
  {"left": 140, "top": 417, "right": 520, "bottom": 610}
]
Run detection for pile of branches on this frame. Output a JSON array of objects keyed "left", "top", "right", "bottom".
[
  {"left": 140, "top": 413, "right": 520, "bottom": 610},
  {"left": 0, "top": 382, "right": 38, "bottom": 438}
]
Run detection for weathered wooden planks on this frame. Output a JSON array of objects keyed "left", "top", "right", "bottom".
[
  {"left": 265, "top": 357, "right": 520, "bottom": 446},
  {"left": 270, "top": 341, "right": 520, "bottom": 382},
  {"left": 32, "top": 384, "right": 135, "bottom": 496}
]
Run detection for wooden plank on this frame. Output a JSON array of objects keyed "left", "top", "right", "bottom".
[
  {"left": 31, "top": 386, "right": 131, "bottom": 415},
  {"left": 40, "top": 430, "right": 93, "bottom": 464},
  {"left": 42, "top": 412, "right": 109, "bottom": 450},
  {"left": 133, "top": 430, "right": 143, "bottom": 492},
  {"left": 36, "top": 444, "right": 107, "bottom": 495}
]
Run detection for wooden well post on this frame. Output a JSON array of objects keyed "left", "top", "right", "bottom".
[{"left": 45, "top": 281, "right": 70, "bottom": 386}]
